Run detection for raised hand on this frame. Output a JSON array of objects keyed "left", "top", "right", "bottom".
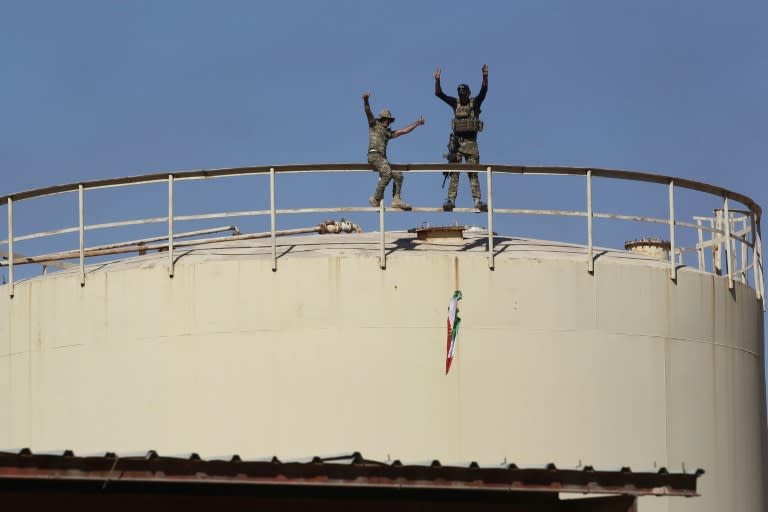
[
  {"left": 434, "top": 68, "right": 441, "bottom": 80},
  {"left": 482, "top": 64, "right": 488, "bottom": 77},
  {"left": 362, "top": 91, "right": 371, "bottom": 100}
]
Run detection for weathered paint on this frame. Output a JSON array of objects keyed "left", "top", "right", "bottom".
[{"left": 0, "top": 232, "right": 764, "bottom": 512}]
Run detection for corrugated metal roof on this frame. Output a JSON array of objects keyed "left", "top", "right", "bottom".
[{"left": 0, "top": 449, "right": 702, "bottom": 497}]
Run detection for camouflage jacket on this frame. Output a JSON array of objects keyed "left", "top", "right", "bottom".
[{"left": 368, "top": 120, "right": 394, "bottom": 157}]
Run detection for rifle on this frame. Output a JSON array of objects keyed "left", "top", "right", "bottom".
[{"left": 441, "top": 134, "right": 459, "bottom": 188}]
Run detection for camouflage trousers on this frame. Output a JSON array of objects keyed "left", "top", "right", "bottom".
[
  {"left": 368, "top": 153, "right": 404, "bottom": 200},
  {"left": 447, "top": 151, "right": 481, "bottom": 202}
]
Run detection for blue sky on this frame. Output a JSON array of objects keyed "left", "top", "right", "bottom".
[{"left": 2, "top": 1, "right": 767, "bottom": 382}]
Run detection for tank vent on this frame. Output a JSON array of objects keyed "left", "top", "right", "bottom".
[
  {"left": 409, "top": 225, "right": 465, "bottom": 241},
  {"left": 624, "top": 237, "right": 671, "bottom": 259}
]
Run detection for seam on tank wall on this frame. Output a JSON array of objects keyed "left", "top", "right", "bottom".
[{"left": 604, "top": 331, "right": 760, "bottom": 358}]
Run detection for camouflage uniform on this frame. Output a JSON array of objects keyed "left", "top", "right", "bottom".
[
  {"left": 437, "top": 85, "right": 488, "bottom": 207},
  {"left": 368, "top": 120, "right": 404, "bottom": 202},
  {"left": 448, "top": 139, "right": 481, "bottom": 203}
]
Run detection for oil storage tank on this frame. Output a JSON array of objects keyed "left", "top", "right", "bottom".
[{"left": 0, "top": 164, "right": 765, "bottom": 511}]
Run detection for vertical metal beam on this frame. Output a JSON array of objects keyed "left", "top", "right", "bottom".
[
  {"left": 270, "top": 167, "right": 277, "bottom": 271},
  {"left": 7, "top": 197, "right": 13, "bottom": 298},
  {"left": 379, "top": 199, "right": 385, "bottom": 269},
  {"left": 752, "top": 213, "right": 759, "bottom": 296},
  {"left": 740, "top": 217, "right": 747, "bottom": 283},
  {"left": 168, "top": 174, "right": 174, "bottom": 278},
  {"left": 713, "top": 215, "right": 722, "bottom": 276},
  {"left": 587, "top": 170, "right": 594, "bottom": 273},
  {"left": 696, "top": 219, "right": 705, "bottom": 271},
  {"left": 668, "top": 180, "right": 676, "bottom": 280},
  {"left": 723, "top": 196, "right": 733, "bottom": 289},
  {"left": 79, "top": 184, "right": 85, "bottom": 286},
  {"left": 486, "top": 166, "right": 494, "bottom": 269},
  {"left": 756, "top": 216, "right": 765, "bottom": 309}
]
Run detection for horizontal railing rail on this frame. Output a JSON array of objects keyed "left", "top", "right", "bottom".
[
  {"left": 0, "top": 164, "right": 761, "bottom": 214},
  {"left": 0, "top": 164, "right": 763, "bottom": 309}
]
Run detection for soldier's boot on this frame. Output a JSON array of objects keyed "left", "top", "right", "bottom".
[
  {"left": 369, "top": 179, "right": 387, "bottom": 208},
  {"left": 390, "top": 179, "right": 411, "bottom": 210},
  {"left": 443, "top": 198, "right": 455, "bottom": 211},
  {"left": 474, "top": 198, "right": 488, "bottom": 212},
  {"left": 391, "top": 196, "right": 412, "bottom": 210}
]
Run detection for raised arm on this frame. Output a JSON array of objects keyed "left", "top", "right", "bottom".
[
  {"left": 475, "top": 64, "right": 489, "bottom": 105},
  {"left": 392, "top": 116, "right": 425, "bottom": 138},
  {"left": 434, "top": 68, "right": 444, "bottom": 95},
  {"left": 362, "top": 91, "right": 375, "bottom": 125},
  {"left": 434, "top": 67, "right": 455, "bottom": 107}
]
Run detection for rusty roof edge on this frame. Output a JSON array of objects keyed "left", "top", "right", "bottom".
[{"left": 0, "top": 450, "right": 702, "bottom": 497}]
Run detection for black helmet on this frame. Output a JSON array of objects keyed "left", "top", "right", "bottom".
[{"left": 457, "top": 83, "right": 471, "bottom": 95}]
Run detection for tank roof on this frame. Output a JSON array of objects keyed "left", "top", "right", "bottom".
[{"left": 29, "top": 231, "right": 683, "bottom": 281}]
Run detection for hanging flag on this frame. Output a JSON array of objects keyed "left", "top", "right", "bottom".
[{"left": 445, "top": 290, "right": 462, "bottom": 375}]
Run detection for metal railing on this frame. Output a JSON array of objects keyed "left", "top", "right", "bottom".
[{"left": 0, "top": 164, "right": 763, "bottom": 307}]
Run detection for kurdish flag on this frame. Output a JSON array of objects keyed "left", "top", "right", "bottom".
[{"left": 445, "top": 290, "right": 462, "bottom": 375}]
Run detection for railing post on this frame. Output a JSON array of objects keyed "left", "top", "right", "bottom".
[
  {"left": 740, "top": 216, "right": 747, "bottom": 283},
  {"left": 486, "top": 165, "right": 494, "bottom": 269},
  {"left": 713, "top": 215, "right": 722, "bottom": 276},
  {"left": 668, "top": 180, "right": 676, "bottom": 280},
  {"left": 756, "top": 215, "right": 765, "bottom": 309},
  {"left": 723, "top": 197, "right": 733, "bottom": 289},
  {"left": 696, "top": 219, "right": 705, "bottom": 271},
  {"left": 270, "top": 167, "right": 277, "bottom": 271},
  {"left": 79, "top": 184, "right": 85, "bottom": 286},
  {"left": 7, "top": 197, "right": 13, "bottom": 298},
  {"left": 379, "top": 199, "right": 385, "bottom": 269},
  {"left": 168, "top": 174, "right": 174, "bottom": 278},
  {"left": 752, "top": 213, "right": 759, "bottom": 295},
  {"left": 587, "top": 170, "right": 594, "bottom": 273}
]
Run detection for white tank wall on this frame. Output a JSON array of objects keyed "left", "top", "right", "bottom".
[{"left": 0, "top": 239, "right": 765, "bottom": 512}]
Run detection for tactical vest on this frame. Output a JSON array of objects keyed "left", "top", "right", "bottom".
[{"left": 452, "top": 97, "right": 483, "bottom": 134}]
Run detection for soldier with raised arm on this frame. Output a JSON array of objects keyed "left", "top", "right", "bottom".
[
  {"left": 435, "top": 64, "right": 489, "bottom": 211},
  {"left": 363, "top": 92, "right": 425, "bottom": 210}
]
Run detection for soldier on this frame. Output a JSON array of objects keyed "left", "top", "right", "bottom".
[
  {"left": 434, "top": 64, "right": 489, "bottom": 211},
  {"left": 363, "top": 91, "right": 425, "bottom": 210}
]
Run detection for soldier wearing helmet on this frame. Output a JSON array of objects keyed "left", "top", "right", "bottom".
[
  {"left": 363, "top": 91, "right": 425, "bottom": 210},
  {"left": 434, "top": 64, "right": 489, "bottom": 211}
]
